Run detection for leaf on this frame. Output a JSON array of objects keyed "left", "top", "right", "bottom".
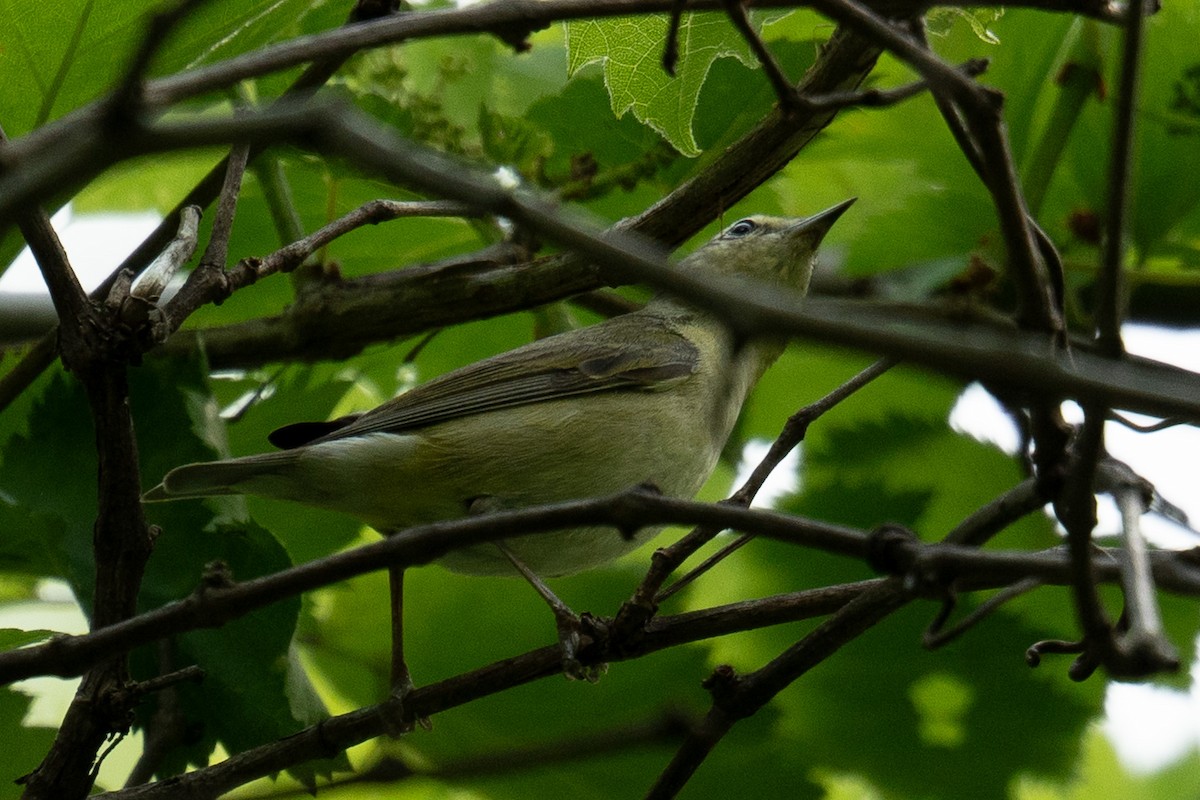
[
  {"left": 0, "top": 358, "right": 341, "bottom": 780},
  {"left": 0, "top": 688, "right": 57, "bottom": 798},
  {"left": 692, "top": 360, "right": 1090, "bottom": 798},
  {"left": 0, "top": 0, "right": 333, "bottom": 280},
  {"left": 131, "top": 361, "right": 346, "bottom": 780},
  {"left": 304, "top": 562, "right": 815, "bottom": 799},
  {"left": 0, "top": 629, "right": 56, "bottom": 651},
  {"left": 0, "top": 0, "right": 323, "bottom": 137},
  {"left": 566, "top": 12, "right": 761, "bottom": 156},
  {"left": 927, "top": 8, "right": 1006, "bottom": 45},
  {"left": 478, "top": 104, "right": 556, "bottom": 179}
]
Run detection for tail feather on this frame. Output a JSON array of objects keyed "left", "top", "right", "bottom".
[{"left": 144, "top": 452, "right": 299, "bottom": 501}]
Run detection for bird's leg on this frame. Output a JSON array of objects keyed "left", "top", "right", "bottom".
[
  {"left": 466, "top": 495, "right": 605, "bottom": 680},
  {"left": 495, "top": 541, "right": 605, "bottom": 682},
  {"left": 387, "top": 564, "right": 413, "bottom": 698},
  {"left": 380, "top": 533, "right": 427, "bottom": 733}
]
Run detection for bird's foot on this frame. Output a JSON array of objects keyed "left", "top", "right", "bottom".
[{"left": 555, "top": 610, "right": 609, "bottom": 683}]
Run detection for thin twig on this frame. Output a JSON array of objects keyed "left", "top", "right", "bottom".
[
  {"left": 840, "top": 9, "right": 1061, "bottom": 334},
  {"left": 923, "top": 577, "right": 1043, "bottom": 649},
  {"left": 732, "top": 357, "right": 897, "bottom": 507},
  {"left": 645, "top": 579, "right": 912, "bottom": 799},
  {"left": 722, "top": 0, "right": 804, "bottom": 111},
  {"left": 943, "top": 477, "right": 1047, "bottom": 546},
  {"left": 255, "top": 199, "right": 475, "bottom": 275},
  {"left": 163, "top": 198, "right": 476, "bottom": 335},
  {"left": 655, "top": 534, "right": 755, "bottom": 602},
  {"left": 1109, "top": 412, "right": 1184, "bottom": 433},
  {"left": 1059, "top": 405, "right": 1114, "bottom": 665},
  {"left": 0, "top": 0, "right": 401, "bottom": 414},
  {"left": 653, "top": 357, "right": 898, "bottom": 602},
  {"left": 1094, "top": 0, "right": 1148, "bottom": 356},
  {"left": 0, "top": 123, "right": 88, "bottom": 328},
  {"left": 200, "top": 143, "right": 249, "bottom": 270},
  {"left": 802, "top": 57, "right": 989, "bottom": 111},
  {"left": 661, "top": 0, "right": 687, "bottom": 77}
]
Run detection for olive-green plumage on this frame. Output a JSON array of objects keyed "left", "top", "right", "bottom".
[{"left": 145, "top": 200, "right": 853, "bottom": 576}]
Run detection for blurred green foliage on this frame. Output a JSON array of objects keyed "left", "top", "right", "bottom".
[{"left": 2, "top": 2, "right": 1199, "bottom": 799}]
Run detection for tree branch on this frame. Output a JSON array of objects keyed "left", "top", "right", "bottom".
[
  {"left": 646, "top": 579, "right": 912, "bottom": 799},
  {"left": 0, "top": 0, "right": 402, "bottom": 413},
  {"left": 1095, "top": 0, "right": 1148, "bottom": 355},
  {"left": 6, "top": 487, "right": 1200, "bottom": 688}
]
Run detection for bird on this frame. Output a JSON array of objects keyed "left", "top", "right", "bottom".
[{"left": 145, "top": 200, "right": 853, "bottom": 579}]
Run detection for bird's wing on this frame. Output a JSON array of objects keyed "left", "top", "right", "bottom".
[{"left": 272, "top": 314, "right": 699, "bottom": 446}]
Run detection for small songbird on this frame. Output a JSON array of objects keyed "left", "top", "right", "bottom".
[{"left": 145, "top": 201, "right": 853, "bottom": 577}]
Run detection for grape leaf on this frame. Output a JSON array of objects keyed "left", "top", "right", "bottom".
[{"left": 566, "top": 12, "right": 762, "bottom": 157}]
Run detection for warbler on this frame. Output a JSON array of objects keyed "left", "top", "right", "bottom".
[{"left": 145, "top": 201, "right": 853, "bottom": 576}]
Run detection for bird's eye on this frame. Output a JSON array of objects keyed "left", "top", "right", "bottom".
[{"left": 724, "top": 219, "right": 758, "bottom": 238}]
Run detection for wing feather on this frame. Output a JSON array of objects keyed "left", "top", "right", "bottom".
[{"left": 296, "top": 314, "right": 699, "bottom": 444}]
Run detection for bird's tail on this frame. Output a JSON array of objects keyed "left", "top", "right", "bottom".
[{"left": 143, "top": 452, "right": 299, "bottom": 501}]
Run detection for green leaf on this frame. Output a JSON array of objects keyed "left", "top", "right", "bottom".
[
  {"left": 927, "top": 8, "right": 1006, "bottom": 45},
  {"left": 478, "top": 104, "right": 556, "bottom": 179},
  {"left": 131, "top": 361, "right": 345, "bottom": 780},
  {"left": 0, "top": 357, "right": 339, "bottom": 779},
  {"left": 692, "top": 362, "right": 1088, "bottom": 798},
  {"left": 0, "top": 628, "right": 56, "bottom": 651},
  {"left": 0, "top": 0, "right": 323, "bottom": 137},
  {"left": 0, "top": 0, "right": 335, "bottom": 280},
  {"left": 0, "top": 688, "right": 57, "bottom": 799},
  {"left": 566, "top": 12, "right": 761, "bottom": 156}
]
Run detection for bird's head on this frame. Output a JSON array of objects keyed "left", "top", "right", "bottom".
[{"left": 686, "top": 198, "right": 855, "bottom": 294}]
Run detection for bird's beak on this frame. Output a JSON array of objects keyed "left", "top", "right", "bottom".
[{"left": 789, "top": 197, "right": 856, "bottom": 243}]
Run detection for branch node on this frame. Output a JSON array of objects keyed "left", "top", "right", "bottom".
[
  {"left": 865, "top": 524, "right": 919, "bottom": 576},
  {"left": 492, "top": 23, "right": 537, "bottom": 53},
  {"left": 199, "top": 560, "right": 235, "bottom": 591},
  {"left": 351, "top": 0, "right": 403, "bottom": 22},
  {"left": 701, "top": 664, "right": 742, "bottom": 708}
]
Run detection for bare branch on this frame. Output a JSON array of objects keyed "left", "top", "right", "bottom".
[
  {"left": 653, "top": 357, "right": 897, "bottom": 603},
  {"left": 923, "top": 577, "right": 1043, "bottom": 649},
  {"left": 10, "top": 101, "right": 1200, "bottom": 423},
  {"left": 73, "top": 531, "right": 1200, "bottom": 799},
  {"left": 1058, "top": 405, "right": 1115, "bottom": 672},
  {"left": 803, "top": 57, "right": 989, "bottom": 110},
  {"left": 944, "top": 477, "right": 1047, "bottom": 546},
  {"left": 1109, "top": 412, "right": 1186, "bottom": 433},
  {"left": 1098, "top": 460, "right": 1179, "bottom": 669},
  {"left": 131, "top": 206, "right": 201, "bottom": 304},
  {"left": 723, "top": 0, "right": 805, "bottom": 110},
  {"left": 0, "top": 0, "right": 401, "bottom": 413},
  {"left": 7, "top": 488, "right": 1200, "bottom": 688},
  {"left": 1095, "top": 0, "right": 1149, "bottom": 355},
  {"left": 646, "top": 579, "right": 912, "bottom": 799}
]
